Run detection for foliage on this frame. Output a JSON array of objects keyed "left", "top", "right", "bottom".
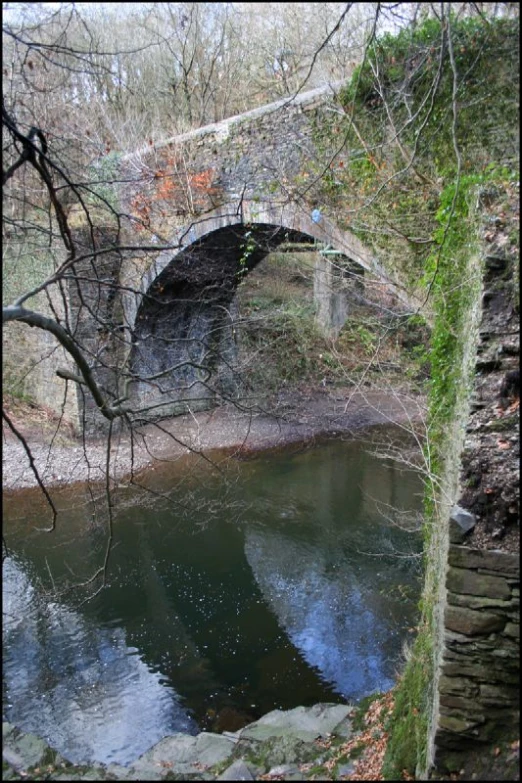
[
  {"left": 237, "top": 298, "right": 323, "bottom": 391},
  {"left": 341, "top": 15, "right": 518, "bottom": 170},
  {"left": 322, "top": 14, "right": 520, "bottom": 293},
  {"left": 238, "top": 229, "right": 257, "bottom": 281},
  {"left": 327, "top": 14, "right": 520, "bottom": 779},
  {"left": 425, "top": 168, "right": 515, "bottom": 463},
  {"left": 382, "top": 621, "right": 432, "bottom": 779},
  {"left": 87, "top": 152, "right": 122, "bottom": 211}
]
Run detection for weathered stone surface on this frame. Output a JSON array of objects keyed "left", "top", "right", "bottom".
[
  {"left": 266, "top": 763, "right": 302, "bottom": 778},
  {"left": 1, "top": 722, "right": 67, "bottom": 772},
  {"left": 449, "top": 505, "right": 476, "bottom": 543},
  {"left": 438, "top": 715, "right": 483, "bottom": 734},
  {"left": 447, "top": 592, "right": 518, "bottom": 612},
  {"left": 439, "top": 693, "right": 483, "bottom": 712},
  {"left": 479, "top": 683, "right": 520, "bottom": 705},
  {"left": 105, "top": 764, "right": 137, "bottom": 780},
  {"left": 443, "top": 629, "right": 480, "bottom": 646},
  {"left": 448, "top": 546, "right": 519, "bottom": 576},
  {"left": 446, "top": 566, "right": 511, "bottom": 599},
  {"left": 233, "top": 734, "right": 319, "bottom": 772},
  {"left": 130, "top": 732, "right": 235, "bottom": 778},
  {"left": 444, "top": 605, "right": 506, "bottom": 635},
  {"left": 217, "top": 759, "right": 254, "bottom": 780},
  {"left": 2, "top": 702, "right": 359, "bottom": 781},
  {"left": 490, "top": 643, "right": 520, "bottom": 659},
  {"left": 441, "top": 659, "right": 519, "bottom": 684},
  {"left": 238, "top": 703, "right": 352, "bottom": 743},
  {"left": 438, "top": 675, "right": 479, "bottom": 697},
  {"left": 433, "top": 204, "right": 520, "bottom": 777}
]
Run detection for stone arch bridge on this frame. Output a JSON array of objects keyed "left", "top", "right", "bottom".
[{"left": 67, "top": 82, "right": 414, "bottom": 429}]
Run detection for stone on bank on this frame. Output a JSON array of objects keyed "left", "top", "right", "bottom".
[{"left": 2, "top": 703, "right": 354, "bottom": 781}]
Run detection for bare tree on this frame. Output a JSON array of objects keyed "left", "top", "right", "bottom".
[{"left": 3, "top": 2, "right": 518, "bottom": 598}]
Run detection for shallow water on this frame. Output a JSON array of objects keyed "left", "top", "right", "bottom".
[{"left": 3, "top": 435, "right": 423, "bottom": 765}]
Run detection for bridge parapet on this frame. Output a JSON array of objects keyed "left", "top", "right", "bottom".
[{"left": 119, "top": 82, "right": 347, "bottom": 243}]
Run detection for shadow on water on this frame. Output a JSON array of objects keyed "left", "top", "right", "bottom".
[{"left": 3, "top": 431, "right": 424, "bottom": 765}]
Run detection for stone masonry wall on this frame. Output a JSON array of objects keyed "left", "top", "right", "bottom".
[
  {"left": 435, "top": 544, "right": 519, "bottom": 770},
  {"left": 119, "top": 83, "right": 345, "bottom": 245},
  {"left": 432, "top": 188, "right": 520, "bottom": 774}
]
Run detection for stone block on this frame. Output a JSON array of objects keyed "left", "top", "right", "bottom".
[
  {"left": 438, "top": 715, "right": 483, "bottom": 734},
  {"left": 438, "top": 675, "right": 479, "bottom": 697},
  {"left": 479, "top": 683, "right": 519, "bottom": 706},
  {"left": 441, "top": 657, "right": 518, "bottom": 684},
  {"left": 446, "top": 566, "right": 511, "bottom": 599},
  {"left": 490, "top": 644, "right": 520, "bottom": 660},
  {"left": 239, "top": 704, "right": 352, "bottom": 743},
  {"left": 447, "top": 592, "right": 517, "bottom": 613},
  {"left": 449, "top": 505, "right": 476, "bottom": 543},
  {"left": 445, "top": 605, "right": 506, "bottom": 635},
  {"left": 218, "top": 760, "right": 255, "bottom": 780},
  {"left": 439, "top": 693, "right": 483, "bottom": 712},
  {"left": 444, "top": 629, "right": 479, "bottom": 647},
  {"left": 131, "top": 732, "right": 236, "bottom": 778},
  {"left": 448, "top": 546, "right": 519, "bottom": 577}
]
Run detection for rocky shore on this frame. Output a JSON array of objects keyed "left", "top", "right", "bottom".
[{"left": 3, "top": 703, "right": 361, "bottom": 781}]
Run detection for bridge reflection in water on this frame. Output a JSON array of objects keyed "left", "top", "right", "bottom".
[{"left": 3, "top": 437, "right": 423, "bottom": 765}]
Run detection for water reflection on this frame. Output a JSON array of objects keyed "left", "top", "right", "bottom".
[
  {"left": 3, "top": 557, "right": 197, "bottom": 765},
  {"left": 3, "top": 435, "right": 423, "bottom": 766},
  {"left": 245, "top": 528, "right": 403, "bottom": 698}
]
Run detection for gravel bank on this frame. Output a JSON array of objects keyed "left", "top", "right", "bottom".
[{"left": 3, "top": 387, "right": 425, "bottom": 492}]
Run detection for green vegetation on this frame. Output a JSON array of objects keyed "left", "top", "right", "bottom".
[
  {"left": 86, "top": 151, "right": 122, "bottom": 211},
  {"left": 382, "top": 619, "right": 433, "bottom": 778},
  {"left": 313, "top": 15, "right": 519, "bottom": 299},
  {"left": 235, "top": 251, "right": 428, "bottom": 395},
  {"left": 315, "top": 14, "right": 520, "bottom": 780}
]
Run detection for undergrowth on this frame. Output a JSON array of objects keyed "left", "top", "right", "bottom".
[{"left": 318, "top": 13, "right": 519, "bottom": 779}]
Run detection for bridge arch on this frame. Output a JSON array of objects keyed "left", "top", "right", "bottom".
[
  {"left": 123, "top": 200, "right": 403, "bottom": 418},
  {"left": 127, "top": 200, "right": 384, "bottom": 310}
]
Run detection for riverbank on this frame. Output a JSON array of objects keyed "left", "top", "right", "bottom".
[
  {"left": 2, "top": 698, "right": 390, "bottom": 781},
  {"left": 2, "top": 384, "right": 425, "bottom": 492}
]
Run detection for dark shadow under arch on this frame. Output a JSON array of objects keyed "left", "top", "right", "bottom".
[{"left": 128, "top": 223, "right": 345, "bottom": 419}]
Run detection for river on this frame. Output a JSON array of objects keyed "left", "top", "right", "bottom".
[{"left": 3, "top": 433, "right": 423, "bottom": 766}]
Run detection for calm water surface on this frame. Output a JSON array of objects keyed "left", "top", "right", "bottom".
[{"left": 3, "top": 435, "right": 423, "bottom": 765}]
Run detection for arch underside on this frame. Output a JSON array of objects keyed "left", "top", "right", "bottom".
[
  {"left": 125, "top": 201, "right": 398, "bottom": 421},
  {"left": 128, "top": 224, "right": 321, "bottom": 419}
]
